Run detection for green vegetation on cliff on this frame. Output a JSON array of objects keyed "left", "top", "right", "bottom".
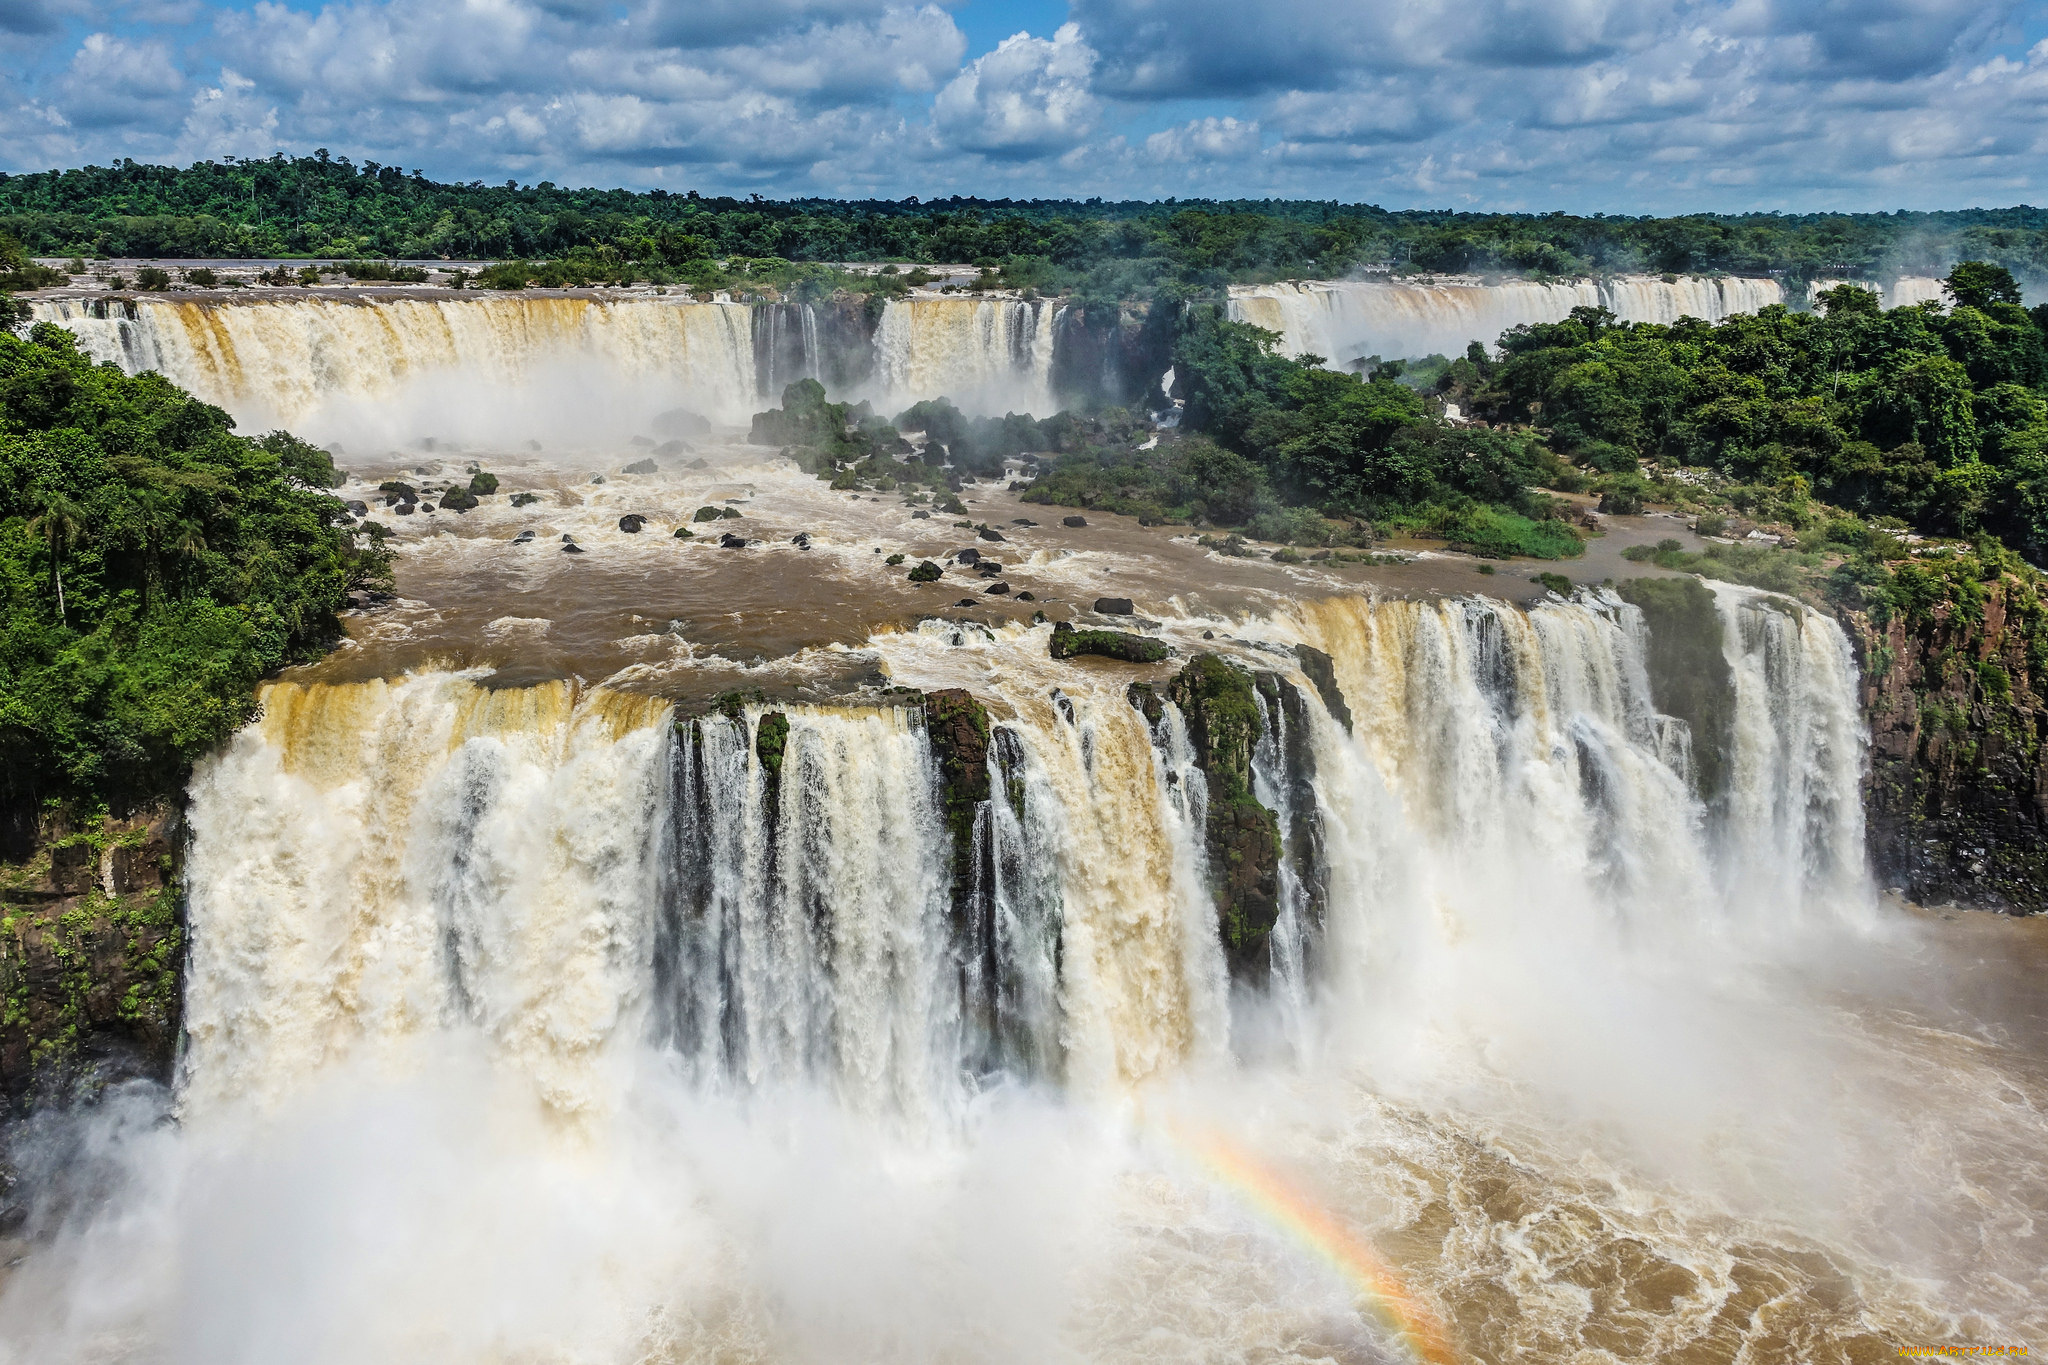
[{"left": 0, "top": 322, "right": 390, "bottom": 823}]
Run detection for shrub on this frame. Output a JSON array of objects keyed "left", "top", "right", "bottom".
[
  {"left": 135, "top": 266, "right": 172, "bottom": 290},
  {"left": 1535, "top": 572, "right": 1573, "bottom": 595},
  {"left": 184, "top": 267, "right": 218, "bottom": 288},
  {"left": 907, "top": 560, "right": 943, "bottom": 582},
  {"left": 1426, "top": 503, "right": 1584, "bottom": 560}
]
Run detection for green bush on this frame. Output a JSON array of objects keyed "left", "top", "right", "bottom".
[
  {"left": 1535, "top": 572, "right": 1573, "bottom": 595},
  {"left": 907, "top": 560, "right": 942, "bottom": 582}
]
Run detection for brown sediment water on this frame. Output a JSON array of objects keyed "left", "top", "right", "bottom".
[{"left": 314, "top": 442, "right": 1718, "bottom": 702}]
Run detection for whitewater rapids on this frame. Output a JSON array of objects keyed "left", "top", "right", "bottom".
[{"left": 3, "top": 585, "right": 2041, "bottom": 1364}]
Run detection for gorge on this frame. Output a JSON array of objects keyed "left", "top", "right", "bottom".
[{"left": 1, "top": 276, "right": 2044, "bottom": 1365}]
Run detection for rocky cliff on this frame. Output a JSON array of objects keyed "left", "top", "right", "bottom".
[
  {"left": 0, "top": 810, "right": 184, "bottom": 1113},
  {"left": 1846, "top": 578, "right": 2048, "bottom": 912}
]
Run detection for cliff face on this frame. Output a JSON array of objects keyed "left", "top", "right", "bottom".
[
  {"left": 1847, "top": 580, "right": 2048, "bottom": 912},
  {"left": 0, "top": 810, "right": 184, "bottom": 1112},
  {"left": 1167, "top": 655, "right": 1283, "bottom": 972}
]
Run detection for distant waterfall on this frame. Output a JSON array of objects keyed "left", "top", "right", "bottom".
[
  {"left": 870, "top": 295, "right": 1061, "bottom": 416},
  {"left": 1228, "top": 275, "right": 1788, "bottom": 365},
  {"left": 31, "top": 294, "right": 764, "bottom": 449}
]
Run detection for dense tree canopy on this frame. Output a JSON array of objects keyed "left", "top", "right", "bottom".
[
  {"left": 1473, "top": 264, "right": 2048, "bottom": 555},
  {"left": 3, "top": 156, "right": 2047, "bottom": 296},
  {"left": 0, "top": 322, "right": 389, "bottom": 818}
]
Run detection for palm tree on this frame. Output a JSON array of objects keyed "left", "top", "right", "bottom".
[{"left": 25, "top": 489, "right": 85, "bottom": 622}]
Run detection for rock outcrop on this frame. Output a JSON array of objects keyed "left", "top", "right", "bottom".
[
  {"left": 922, "top": 689, "right": 992, "bottom": 919},
  {"left": 0, "top": 810, "right": 183, "bottom": 1112},
  {"left": 1168, "top": 656, "right": 1282, "bottom": 974},
  {"left": 1049, "top": 621, "right": 1169, "bottom": 663}
]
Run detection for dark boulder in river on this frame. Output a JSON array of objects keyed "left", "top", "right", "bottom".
[
  {"left": 1063, "top": 516, "right": 1087, "bottom": 528},
  {"left": 562, "top": 543, "right": 585, "bottom": 554},
  {"left": 619, "top": 515, "right": 646, "bottom": 533},
  {"left": 346, "top": 500, "right": 369, "bottom": 517},
  {"left": 978, "top": 527, "right": 1006, "bottom": 543},
  {"left": 719, "top": 532, "right": 749, "bottom": 549},
  {"left": 622, "top": 458, "right": 659, "bottom": 475},
  {"left": 1094, "top": 598, "right": 1135, "bottom": 615}
]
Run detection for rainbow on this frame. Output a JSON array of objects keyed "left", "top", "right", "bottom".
[{"left": 1167, "top": 1121, "right": 1459, "bottom": 1365}]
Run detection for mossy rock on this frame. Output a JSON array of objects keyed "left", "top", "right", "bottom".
[
  {"left": 468, "top": 471, "right": 499, "bottom": 494},
  {"left": 755, "top": 711, "right": 790, "bottom": 778},
  {"left": 923, "top": 689, "right": 993, "bottom": 921},
  {"left": 1168, "top": 655, "right": 1281, "bottom": 973},
  {"left": 1049, "top": 621, "right": 1170, "bottom": 663},
  {"left": 692, "top": 506, "right": 726, "bottom": 523}
]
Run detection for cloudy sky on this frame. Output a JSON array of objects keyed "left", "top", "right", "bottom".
[{"left": 2, "top": 0, "right": 2045, "bottom": 211}]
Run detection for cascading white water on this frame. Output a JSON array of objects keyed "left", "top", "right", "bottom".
[
  {"left": 870, "top": 295, "right": 1060, "bottom": 418},
  {"left": 1228, "top": 274, "right": 1787, "bottom": 365},
  {"left": 30, "top": 294, "right": 763, "bottom": 448},
  {"left": 656, "top": 704, "right": 957, "bottom": 1113},
  {"left": 31, "top": 291, "right": 1068, "bottom": 445},
  {"left": 10, "top": 589, "right": 2043, "bottom": 1364},
  {"left": 173, "top": 591, "right": 1870, "bottom": 1120},
  {"left": 1711, "top": 583, "right": 1872, "bottom": 919}
]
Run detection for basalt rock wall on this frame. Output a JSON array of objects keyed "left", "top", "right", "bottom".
[
  {"left": 0, "top": 809, "right": 184, "bottom": 1113},
  {"left": 1847, "top": 582, "right": 2048, "bottom": 911}
]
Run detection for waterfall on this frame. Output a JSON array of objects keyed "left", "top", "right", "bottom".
[
  {"left": 175, "top": 591, "right": 1871, "bottom": 1123},
  {"left": 870, "top": 295, "right": 1059, "bottom": 416},
  {"left": 1228, "top": 274, "right": 1788, "bottom": 365},
  {"left": 1711, "top": 583, "right": 1872, "bottom": 919},
  {"left": 30, "top": 294, "right": 763, "bottom": 447},
  {"left": 26, "top": 585, "right": 2034, "bottom": 1365}
]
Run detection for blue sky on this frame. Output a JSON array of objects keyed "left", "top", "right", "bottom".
[{"left": 2, "top": 0, "right": 2045, "bottom": 211}]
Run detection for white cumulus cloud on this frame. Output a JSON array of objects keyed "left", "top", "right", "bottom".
[{"left": 933, "top": 22, "right": 1100, "bottom": 158}]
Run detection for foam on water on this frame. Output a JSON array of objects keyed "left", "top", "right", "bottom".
[{"left": 3, "top": 591, "right": 2043, "bottom": 1363}]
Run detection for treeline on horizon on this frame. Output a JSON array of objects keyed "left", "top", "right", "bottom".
[{"left": 4, "top": 154, "right": 2048, "bottom": 291}]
